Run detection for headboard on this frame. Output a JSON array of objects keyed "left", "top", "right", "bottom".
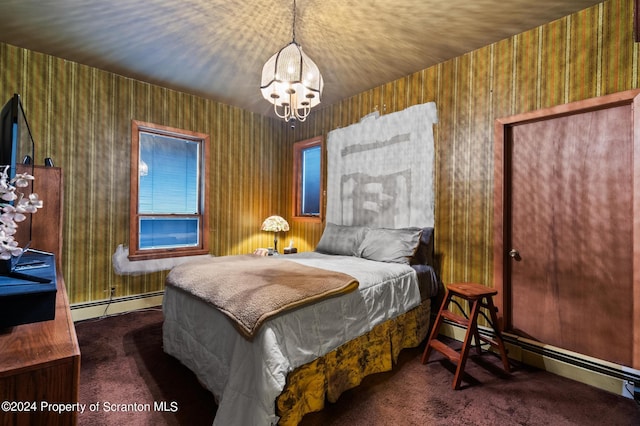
[{"left": 325, "top": 103, "right": 438, "bottom": 229}]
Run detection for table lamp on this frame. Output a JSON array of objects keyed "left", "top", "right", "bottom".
[{"left": 261, "top": 215, "right": 290, "bottom": 254}]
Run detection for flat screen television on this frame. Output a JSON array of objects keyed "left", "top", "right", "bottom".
[{"left": 0, "top": 93, "right": 49, "bottom": 283}]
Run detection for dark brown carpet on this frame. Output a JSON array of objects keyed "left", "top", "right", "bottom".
[{"left": 76, "top": 309, "right": 640, "bottom": 426}]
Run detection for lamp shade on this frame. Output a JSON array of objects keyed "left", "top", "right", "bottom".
[
  {"left": 260, "top": 41, "right": 323, "bottom": 122},
  {"left": 261, "top": 215, "right": 290, "bottom": 232}
]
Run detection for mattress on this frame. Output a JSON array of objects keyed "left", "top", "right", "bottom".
[{"left": 162, "top": 252, "right": 440, "bottom": 425}]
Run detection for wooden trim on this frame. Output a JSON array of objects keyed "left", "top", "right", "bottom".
[
  {"left": 633, "top": 93, "right": 640, "bottom": 369},
  {"left": 494, "top": 88, "right": 640, "bottom": 369},
  {"left": 495, "top": 90, "right": 640, "bottom": 126},
  {"left": 292, "top": 135, "right": 324, "bottom": 223},
  {"left": 129, "top": 120, "right": 210, "bottom": 261},
  {"left": 493, "top": 117, "right": 507, "bottom": 329},
  {"left": 59, "top": 272, "right": 81, "bottom": 425},
  {"left": 127, "top": 247, "right": 210, "bottom": 262}
]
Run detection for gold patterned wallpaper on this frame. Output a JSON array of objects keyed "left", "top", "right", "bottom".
[
  {"left": 0, "top": 0, "right": 636, "bottom": 304},
  {"left": 0, "top": 46, "right": 302, "bottom": 303},
  {"left": 294, "top": 0, "right": 638, "bottom": 287}
]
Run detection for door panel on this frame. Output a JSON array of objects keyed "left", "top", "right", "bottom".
[{"left": 507, "top": 105, "right": 633, "bottom": 365}]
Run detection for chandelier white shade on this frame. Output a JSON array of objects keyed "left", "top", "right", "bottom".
[{"left": 260, "top": 1, "right": 323, "bottom": 122}]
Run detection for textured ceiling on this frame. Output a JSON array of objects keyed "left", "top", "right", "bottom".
[{"left": 0, "top": 0, "right": 603, "bottom": 118}]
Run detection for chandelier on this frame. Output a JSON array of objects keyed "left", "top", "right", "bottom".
[{"left": 260, "top": 0, "right": 323, "bottom": 122}]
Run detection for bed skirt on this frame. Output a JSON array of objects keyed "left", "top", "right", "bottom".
[{"left": 276, "top": 299, "right": 432, "bottom": 425}]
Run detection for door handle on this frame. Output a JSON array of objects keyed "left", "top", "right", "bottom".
[{"left": 509, "top": 249, "right": 521, "bottom": 261}]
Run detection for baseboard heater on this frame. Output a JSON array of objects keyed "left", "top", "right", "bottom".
[
  {"left": 440, "top": 318, "right": 640, "bottom": 396},
  {"left": 504, "top": 332, "right": 640, "bottom": 384},
  {"left": 70, "top": 291, "right": 164, "bottom": 322}
]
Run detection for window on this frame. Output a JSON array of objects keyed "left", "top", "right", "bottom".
[
  {"left": 129, "top": 121, "right": 209, "bottom": 260},
  {"left": 292, "top": 136, "right": 323, "bottom": 222}
]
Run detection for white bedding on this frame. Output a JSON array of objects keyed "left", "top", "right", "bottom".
[{"left": 162, "top": 253, "right": 422, "bottom": 425}]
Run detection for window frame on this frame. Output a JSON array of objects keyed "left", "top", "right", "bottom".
[
  {"left": 292, "top": 136, "right": 324, "bottom": 223},
  {"left": 129, "top": 120, "right": 210, "bottom": 261}
]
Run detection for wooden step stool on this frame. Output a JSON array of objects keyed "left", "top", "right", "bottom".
[{"left": 421, "top": 282, "right": 510, "bottom": 389}]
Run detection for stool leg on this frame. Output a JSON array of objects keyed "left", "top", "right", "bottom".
[
  {"left": 421, "top": 290, "right": 451, "bottom": 364},
  {"left": 486, "top": 298, "right": 510, "bottom": 373},
  {"left": 472, "top": 302, "right": 483, "bottom": 355},
  {"left": 452, "top": 297, "right": 482, "bottom": 390}
]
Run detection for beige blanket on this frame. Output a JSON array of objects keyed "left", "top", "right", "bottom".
[{"left": 165, "top": 255, "right": 359, "bottom": 339}]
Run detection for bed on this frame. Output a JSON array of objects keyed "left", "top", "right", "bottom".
[{"left": 162, "top": 224, "right": 441, "bottom": 425}]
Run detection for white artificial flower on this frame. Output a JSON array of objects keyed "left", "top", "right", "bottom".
[
  {"left": 0, "top": 236, "right": 22, "bottom": 260},
  {"left": 16, "top": 193, "right": 43, "bottom": 213},
  {"left": 0, "top": 220, "right": 18, "bottom": 235},
  {"left": 1, "top": 191, "right": 16, "bottom": 202},
  {"left": 12, "top": 173, "right": 35, "bottom": 188},
  {"left": 0, "top": 167, "right": 43, "bottom": 260},
  {"left": 1, "top": 204, "right": 27, "bottom": 223},
  {"left": 28, "top": 193, "right": 43, "bottom": 209}
]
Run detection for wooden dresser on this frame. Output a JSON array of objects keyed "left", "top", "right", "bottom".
[{"left": 0, "top": 166, "right": 80, "bottom": 426}]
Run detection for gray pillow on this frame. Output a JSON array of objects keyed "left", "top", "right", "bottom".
[
  {"left": 357, "top": 227, "right": 423, "bottom": 264},
  {"left": 315, "top": 223, "right": 368, "bottom": 256}
]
